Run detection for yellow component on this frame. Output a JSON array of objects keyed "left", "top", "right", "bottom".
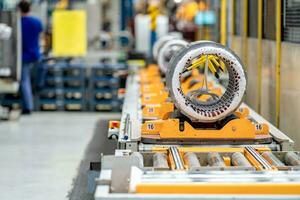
[
  {"left": 139, "top": 71, "right": 160, "bottom": 78},
  {"left": 208, "top": 59, "right": 217, "bottom": 74},
  {"left": 242, "top": 0, "right": 248, "bottom": 69},
  {"left": 211, "top": 56, "right": 221, "bottom": 68},
  {"left": 190, "top": 56, "right": 206, "bottom": 67},
  {"left": 141, "top": 91, "right": 169, "bottom": 105},
  {"left": 151, "top": 147, "right": 169, "bottom": 152},
  {"left": 187, "top": 55, "right": 224, "bottom": 74},
  {"left": 127, "top": 59, "right": 146, "bottom": 68},
  {"left": 135, "top": 183, "right": 300, "bottom": 195},
  {"left": 140, "top": 77, "right": 162, "bottom": 85},
  {"left": 55, "top": 0, "right": 68, "bottom": 9},
  {"left": 275, "top": 0, "right": 282, "bottom": 127},
  {"left": 220, "top": 0, "right": 227, "bottom": 45},
  {"left": 52, "top": 10, "right": 87, "bottom": 57},
  {"left": 257, "top": 0, "right": 263, "bottom": 113},
  {"left": 223, "top": 156, "right": 231, "bottom": 166},
  {"left": 140, "top": 83, "right": 164, "bottom": 94},
  {"left": 140, "top": 70, "right": 160, "bottom": 77},
  {"left": 220, "top": 60, "right": 226, "bottom": 71},
  {"left": 234, "top": 107, "right": 250, "bottom": 118},
  {"left": 152, "top": 147, "right": 246, "bottom": 154},
  {"left": 142, "top": 102, "right": 174, "bottom": 120},
  {"left": 255, "top": 147, "right": 272, "bottom": 153},
  {"left": 142, "top": 118, "right": 269, "bottom": 140},
  {"left": 187, "top": 58, "right": 206, "bottom": 71},
  {"left": 177, "top": 147, "right": 245, "bottom": 153},
  {"left": 148, "top": 64, "right": 159, "bottom": 71},
  {"left": 109, "top": 120, "right": 120, "bottom": 129},
  {"left": 230, "top": 0, "right": 235, "bottom": 48},
  {"left": 148, "top": 5, "right": 160, "bottom": 31},
  {"left": 140, "top": 65, "right": 160, "bottom": 77}
]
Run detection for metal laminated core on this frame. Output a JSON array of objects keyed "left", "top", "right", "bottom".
[
  {"left": 285, "top": 152, "right": 300, "bottom": 166},
  {"left": 231, "top": 152, "right": 252, "bottom": 167},
  {"left": 166, "top": 41, "right": 247, "bottom": 122},
  {"left": 157, "top": 39, "right": 188, "bottom": 74},
  {"left": 207, "top": 152, "right": 226, "bottom": 167},
  {"left": 261, "top": 151, "right": 285, "bottom": 167},
  {"left": 153, "top": 152, "right": 169, "bottom": 169},
  {"left": 153, "top": 34, "right": 179, "bottom": 61},
  {"left": 184, "top": 152, "right": 201, "bottom": 169}
]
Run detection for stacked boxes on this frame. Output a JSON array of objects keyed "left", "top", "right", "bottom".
[
  {"left": 0, "top": 61, "right": 127, "bottom": 112},
  {"left": 36, "top": 61, "right": 66, "bottom": 111},
  {"left": 35, "top": 61, "right": 127, "bottom": 112},
  {"left": 88, "top": 63, "right": 126, "bottom": 112},
  {"left": 63, "top": 64, "right": 86, "bottom": 111}
]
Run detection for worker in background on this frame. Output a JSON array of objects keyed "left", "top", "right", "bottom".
[{"left": 18, "top": 1, "right": 43, "bottom": 114}]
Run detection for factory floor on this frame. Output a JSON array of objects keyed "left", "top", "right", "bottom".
[{"left": 0, "top": 112, "right": 120, "bottom": 200}]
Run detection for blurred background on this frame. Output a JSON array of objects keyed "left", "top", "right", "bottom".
[{"left": 1, "top": 0, "right": 300, "bottom": 199}]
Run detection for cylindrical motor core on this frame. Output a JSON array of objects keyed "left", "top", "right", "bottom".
[{"left": 166, "top": 41, "right": 247, "bottom": 122}]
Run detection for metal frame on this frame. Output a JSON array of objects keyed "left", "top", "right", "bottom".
[{"left": 114, "top": 73, "right": 294, "bottom": 151}]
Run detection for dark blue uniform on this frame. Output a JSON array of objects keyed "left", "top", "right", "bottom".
[{"left": 20, "top": 15, "right": 43, "bottom": 112}]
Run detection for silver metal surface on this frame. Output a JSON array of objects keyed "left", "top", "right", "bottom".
[
  {"left": 285, "top": 152, "right": 300, "bottom": 166},
  {"left": 262, "top": 151, "right": 285, "bottom": 167},
  {"left": 243, "top": 103, "right": 294, "bottom": 151},
  {"left": 118, "top": 73, "right": 142, "bottom": 143},
  {"left": 170, "top": 146, "right": 184, "bottom": 170},
  {"left": 131, "top": 152, "right": 144, "bottom": 168},
  {"left": 153, "top": 153, "right": 169, "bottom": 169},
  {"left": 0, "top": 11, "right": 21, "bottom": 93},
  {"left": 231, "top": 36, "right": 300, "bottom": 151},
  {"left": 246, "top": 146, "right": 272, "bottom": 170},
  {"left": 101, "top": 155, "right": 143, "bottom": 193},
  {"left": 231, "top": 152, "right": 252, "bottom": 167},
  {"left": 184, "top": 152, "right": 201, "bottom": 169}
]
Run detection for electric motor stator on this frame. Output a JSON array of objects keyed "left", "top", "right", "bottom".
[{"left": 166, "top": 41, "right": 247, "bottom": 122}]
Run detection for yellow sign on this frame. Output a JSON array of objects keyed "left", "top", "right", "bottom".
[{"left": 52, "top": 10, "right": 86, "bottom": 57}]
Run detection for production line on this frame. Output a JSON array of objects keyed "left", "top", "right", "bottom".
[{"left": 94, "top": 34, "right": 300, "bottom": 199}]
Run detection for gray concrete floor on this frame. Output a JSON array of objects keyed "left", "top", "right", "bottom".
[{"left": 0, "top": 112, "right": 120, "bottom": 200}]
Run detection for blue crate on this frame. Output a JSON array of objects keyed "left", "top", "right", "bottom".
[
  {"left": 44, "top": 76, "right": 63, "bottom": 88},
  {"left": 63, "top": 76, "right": 85, "bottom": 89},
  {"left": 64, "top": 99, "right": 85, "bottom": 111},
  {"left": 64, "top": 88, "right": 85, "bottom": 100},
  {"left": 38, "top": 89, "right": 63, "bottom": 99},
  {"left": 90, "top": 63, "right": 127, "bottom": 77},
  {"left": 37, "top": 99, "right": 63, "bottom": 111},
  {"left": 1, "top": 99, "right": 21, "bottom": 107},
  {"left": 91, "top": 76, "right": 119, "bottom": 89},
  {"left": 90, "top": 99, "right": 120, "bottom": 111},
  {"left": 92, "top": 88, "right": 118, "bottom": 100},
  {"left": 63, "top": 65, "right": 86, "bottom": 78}
]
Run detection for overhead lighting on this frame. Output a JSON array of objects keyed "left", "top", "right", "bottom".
[{"left": 174, "top": 0, "right": 183, "bottom": 4}]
